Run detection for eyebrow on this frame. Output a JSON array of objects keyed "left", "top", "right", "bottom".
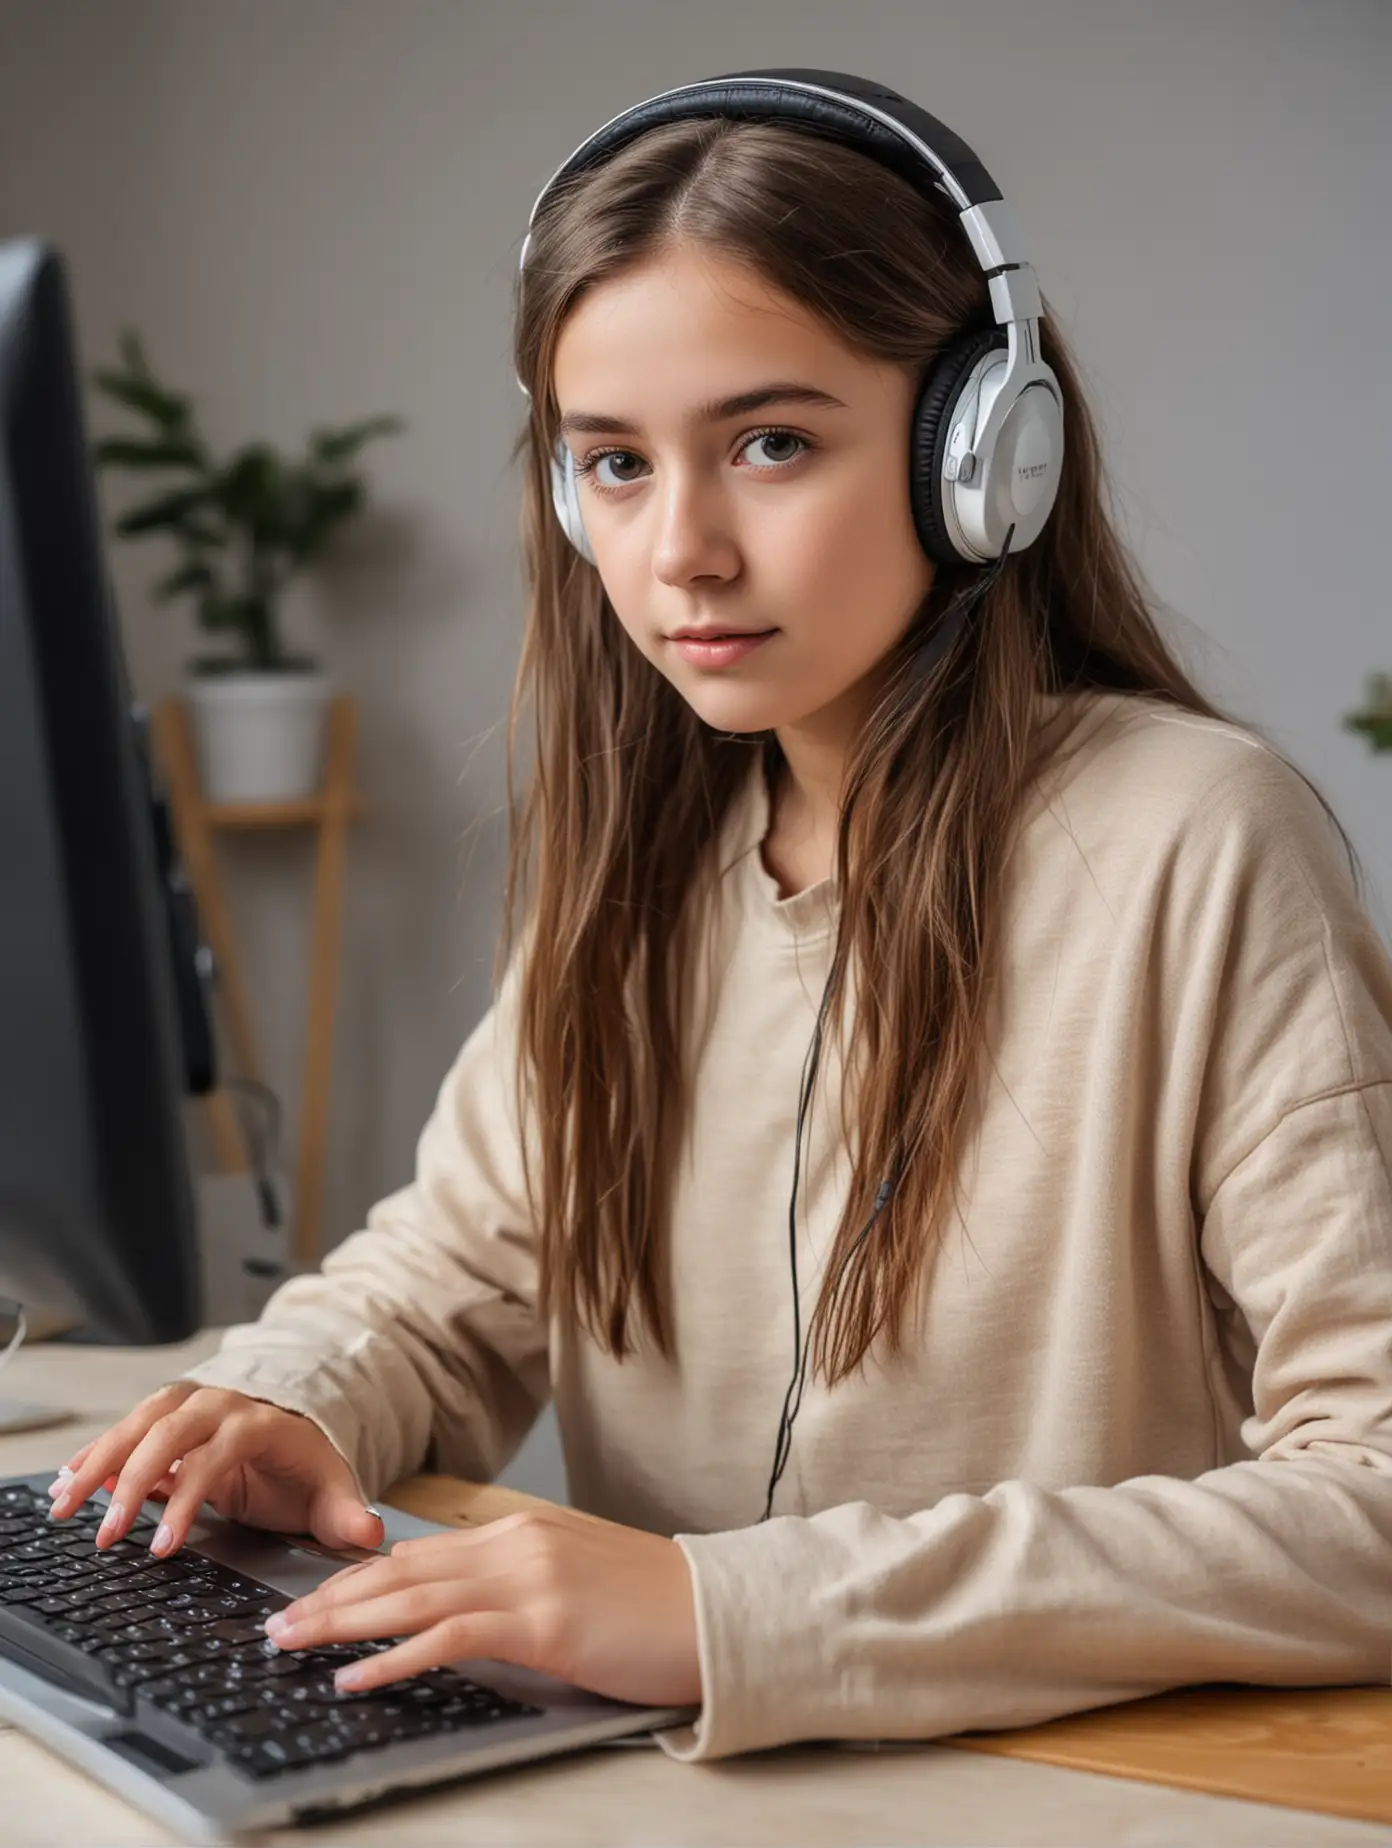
[{"left": 556, "top": 381, "right": 849, "bottom": 441}]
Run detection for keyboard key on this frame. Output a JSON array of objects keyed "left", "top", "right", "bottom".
[
  {"left": 111, "top": 1658, "right": 186, "bottom": 1692},
  {"left": 279, "top": 1722, "right": 351, "bottom": 1765},
  {"left": 325, "top": 1710, "right": 393, "bottom": 1750},
  {"left": 227, "top": 1739, "right": 296, "bottom": 1778},
  {"left": 186, "top": 1690, "right": 260, "bottom": 1725},
  {"left": 140, "top": 1677, "right": 208, "bottom": 1713},
  {"left": 210, "top": 1707, "right": 284, "bottom": 1742},
  {"left": 49, "top": 1623, "right": 110, "bottom": 1654}
]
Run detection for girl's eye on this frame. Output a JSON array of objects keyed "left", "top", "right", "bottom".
[{"left": 572, "top": 426, "right": 813, "bottom": 495}]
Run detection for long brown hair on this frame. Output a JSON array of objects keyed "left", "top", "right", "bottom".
[{"left": 502, "top": 116, "right": 1361, "bottom": 1386}]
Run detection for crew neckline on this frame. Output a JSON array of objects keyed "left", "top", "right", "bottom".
[
  {"left": 741, "top": 751, "right": 839, "bottom": 944},
  {"left": 724, "top": 688, "right": 1120, "bottom": 950}
]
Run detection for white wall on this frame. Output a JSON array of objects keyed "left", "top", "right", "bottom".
[{"left": 1, "top": 0, "right": 1388, "bottom": 1503}]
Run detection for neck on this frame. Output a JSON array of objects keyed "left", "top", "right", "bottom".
[
  {"left": 768, "top": 735, "right": 842, "bottom": 846},
  {"left": 769, "top": 662, "right": 890, "bottom": 844}
]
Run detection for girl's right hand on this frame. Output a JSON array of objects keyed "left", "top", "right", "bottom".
[{"left": 46, "top": 1381, "right": 386, "bottom": 1560}]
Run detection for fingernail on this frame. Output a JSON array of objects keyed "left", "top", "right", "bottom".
[
  {"left": 334, "top": 1664, "right": 367, "bottom": 1690},
  {"left": 48, "top": 1489, "right": 73, "bottom": 1519},
  {"left": 150, "top": 1523, "right": 173, "bottom": 1556},
  {"left": 364, "top": 1505, "right": 382, "bottom": 1519},
  {"left": 263, "top": 1612, "right": 291, "bottom": 1639},
  {"left": 46, "top": 1467, "right": 74, "bottom": 1497},
  {"left": 96, "top": 1501, "right": 124, "bottom": 1543}
]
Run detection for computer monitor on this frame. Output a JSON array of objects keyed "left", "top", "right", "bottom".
[{"left": 0, "top": 237, "right": 215, "bottom": 1408}]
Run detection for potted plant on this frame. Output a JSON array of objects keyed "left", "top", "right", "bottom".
[
  {"left": 92, "top": 330, "right": 405, "bottom": 803},
  {"left": 1345, "top": 673, "right": 1392, "bottom": 754}
]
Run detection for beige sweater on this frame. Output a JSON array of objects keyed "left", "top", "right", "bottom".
[{"left": 178, "top": 689, "right": 1392, "bottom": 1762}]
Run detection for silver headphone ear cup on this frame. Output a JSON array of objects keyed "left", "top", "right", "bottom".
[
  {"left": 550, "top": 440, "right": 596, "bottom": 565},
  {"left": 941, "top": 356, "right": 1064, "bottom": 562}
]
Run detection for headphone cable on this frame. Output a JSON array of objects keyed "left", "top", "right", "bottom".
[{"left": 758, "top": 524, "right": 1014, "bottom": 1522}]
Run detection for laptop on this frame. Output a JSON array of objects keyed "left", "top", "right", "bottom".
[{"left": 0, "top": 1471, "right": 696, "bottom": 1842}]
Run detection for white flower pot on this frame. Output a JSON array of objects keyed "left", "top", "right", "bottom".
[{"left": 187, "top": 671, "right": 333, "bottom": 804}]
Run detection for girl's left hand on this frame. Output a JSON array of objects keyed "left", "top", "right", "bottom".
[{"left": 262, "top": 1504, "right": 703, "bottom": 1709}]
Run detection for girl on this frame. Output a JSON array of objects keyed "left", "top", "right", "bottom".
[{"left": 49, "top": 72, "right": 1392, "bottom": 1762}]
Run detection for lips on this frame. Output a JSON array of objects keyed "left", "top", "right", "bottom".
[
  {"left": 669, "top": 630, "right": 777, "bottom": 669},
  {"left": 668, "top": 629, "right": 775, "bottom": 641}
]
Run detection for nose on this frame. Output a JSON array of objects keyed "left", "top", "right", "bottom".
[{"left": 650, "top": 465, "right": 740, "bottom": 588}]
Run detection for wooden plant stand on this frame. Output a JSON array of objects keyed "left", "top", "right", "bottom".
[{"left": 150, "top": 695, "right": 364, "bottom": 1269}]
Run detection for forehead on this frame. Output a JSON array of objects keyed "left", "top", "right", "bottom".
[{"left": 552, "top": 245, "right": 858, "bottom": 402}]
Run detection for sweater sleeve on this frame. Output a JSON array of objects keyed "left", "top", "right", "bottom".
[
  {"left": 659, "top": 756, "right": 1392, "bottom": 1763},
  {"left": 172, "top": 944, "right": 547, "bottom": 1504}
]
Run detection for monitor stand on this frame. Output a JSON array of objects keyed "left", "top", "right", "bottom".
[
  {"left": 0, "top": 1297, "right": 78, "bottom": 1432},
  {"left": 0, "top": 1398, "right": 74, "bottom": 1434}
]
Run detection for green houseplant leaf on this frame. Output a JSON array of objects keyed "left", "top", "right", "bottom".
[
  {"left": 114, "top": 483, "right": 220, "bottom": 537},
  {"left": 308, "top": 416, "right": 404, "bottom": 466},
  {"left": 1344, "top": 673, "right": 1392, "bottom": 755},
  {"left": 151, "top": 559, "right": 218, "bottom": 603},
  {"left": 94, "top": 436, "right": 206, "bottom": 470}
]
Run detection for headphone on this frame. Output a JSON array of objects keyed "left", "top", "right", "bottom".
[
  {"left": 517, "top": 66, "right": 1063, "bottom": 572},
  {"left": 516, "top": 69, "right": 1065, "bottom": 1517}
]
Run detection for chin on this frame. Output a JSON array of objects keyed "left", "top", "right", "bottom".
[{"left": 683, "top": 691, "right": 787, "bottom": 735}]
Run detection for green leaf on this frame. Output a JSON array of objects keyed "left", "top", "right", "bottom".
[
  {"left": 90, "top": 369, "right": 191, "bottom": 430},
  {"left": 117, "top": 329, "right": 154, "bottom": 378},
  {"left": 1343, "top": 673, "right": 1392, "bottom": 753},
  {"left": 196, "top": 593, "right": 238, "bottom": 633},
  {"left": 94, "top": 436, "right": 206, "bottom": 470},
  {"left": 308, "top": 415, "right": 405, "bottom": 467},
  {"left": 218, "top": 444, "right": 290, "bottom": 540},
  {"left": 287, "top": 478, "right": 363, "bottom": 562},
  {"left": 152, "top": 560, "right": 218, "bottom": 603},
  {"left": 1345, "top": 713, "right": 1392, "bottom": 753},
  {"left": 114, "top": 483, "right": 217, "bottom": 536}
]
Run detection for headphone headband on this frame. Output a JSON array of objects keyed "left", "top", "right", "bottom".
[{"left": 520, "top": 69, "right": 1028, "bottom": 267}]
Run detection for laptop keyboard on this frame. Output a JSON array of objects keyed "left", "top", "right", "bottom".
[{"left": 0, "top": 1482, "right": 544, "bottom": 1779}]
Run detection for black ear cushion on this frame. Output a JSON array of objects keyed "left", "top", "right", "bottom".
[{"left": 910, "top": 327, "right": 1006, "bottom": 566}]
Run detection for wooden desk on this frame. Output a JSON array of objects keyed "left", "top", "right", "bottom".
[{"left": 1, "top": 1329, "right": 1390, "bottom": 1847}]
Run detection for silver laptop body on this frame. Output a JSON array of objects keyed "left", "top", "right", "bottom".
[{"left": 0, "top": 1472, "right": 694, "bottom": 1842}]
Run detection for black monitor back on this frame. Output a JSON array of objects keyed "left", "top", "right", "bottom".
[{"left": 0, "top": 237, "right": 209, "bottom": 1342}]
